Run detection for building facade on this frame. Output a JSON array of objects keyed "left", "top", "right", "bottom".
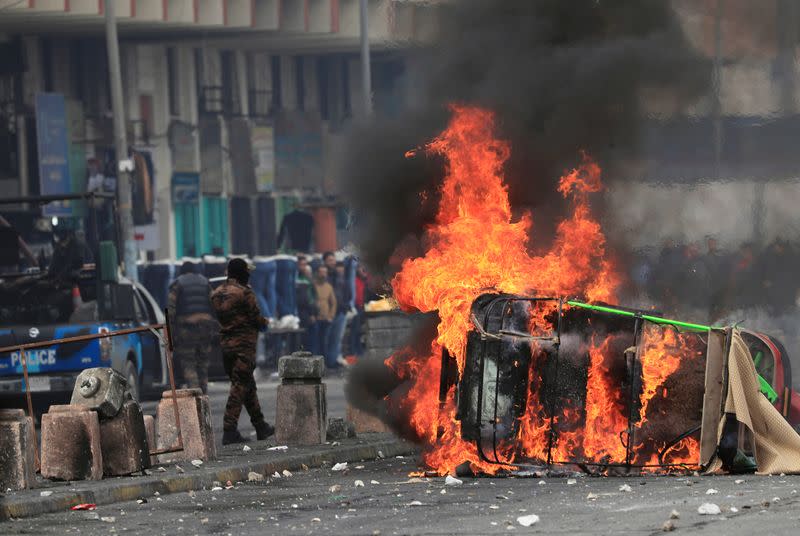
[{"left": 0, "top": 0, "right": 434, "bottom": 259}]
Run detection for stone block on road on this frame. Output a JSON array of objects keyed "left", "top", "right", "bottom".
[
  {"left": 0, "top": 409, "right": 36, "bottom": 491},
  {"left": 156, "top": 389, "right": 216, "bottom": 463},
  {"left": 41, "top": 405, "right": 103, "bottom": 481},
  {"left": 275, "top": 383, "right": 327, "bottom": 445},
  {"left": 279, "top": 352, "right": 325, "bottom": 380},
  {"left": 70, "top": 367, "right": 129, "bottom": 418},
  {"left": 99, "top": 400, "right": 150, "bottom": 476},
  {"left": 326, "top": 417, "right": 356, "bottom": 440}
]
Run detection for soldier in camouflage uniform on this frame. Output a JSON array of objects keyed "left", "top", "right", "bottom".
[
  {"left": 210, "top": 258, "right": 275, "bottom": 445},
  {"left": 167, "top": 261, "right": 219, "bottom": 394}
]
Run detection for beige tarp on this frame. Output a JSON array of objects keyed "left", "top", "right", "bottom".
[{"left": 714, "top": 330, "right": 800, "bottom": 474}]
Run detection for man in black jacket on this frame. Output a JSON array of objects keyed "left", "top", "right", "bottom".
[{"left": 168, "top": 261, "right": 220, "bottom": 394}]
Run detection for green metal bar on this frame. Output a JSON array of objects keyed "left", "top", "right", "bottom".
[
  {"left": 566, "top": 300, "right": 778, "bottom": 403},
  {"left": 566, "top": 301, "right": 718, "bottom": 331}
]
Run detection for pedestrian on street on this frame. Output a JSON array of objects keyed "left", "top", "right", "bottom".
[
  {"left": 296, "top": 255, "right": 319, "bottom": 353},
  {"left": 312, "top": 264, "right": 337, "bottom": 367},
  {"left": 328, "top": 260, "right": 351, "bottom": 368},
  {"left": 167, "top": 261, "right": 219, "bottom": 394},
  {"left": 211, "top": 258, "right": 275, "bottom": 445}
]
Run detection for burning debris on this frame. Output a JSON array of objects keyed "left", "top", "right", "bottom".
[{"left": 352, "top": 106, "right": 800, "bottom": 478}]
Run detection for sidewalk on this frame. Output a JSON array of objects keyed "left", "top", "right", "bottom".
[{"left": 0, "top": 433, "right": 414, "bottom": 521}]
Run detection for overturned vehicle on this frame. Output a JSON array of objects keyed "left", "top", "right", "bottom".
[{"left": 448, "top": 294, "right": 800, "bottom": 474}]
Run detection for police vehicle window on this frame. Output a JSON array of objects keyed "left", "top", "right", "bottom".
[{"left": 132, "top": 292, "right": 148, "bottom": 323}]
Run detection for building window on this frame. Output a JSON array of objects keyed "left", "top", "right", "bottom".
[
  {"left": 295, "top": 56, "right": 305, "bottom": 112},
  {"left": 271, "top": 56, "right": 282, "bottom": 113},
  {"left": 342, "top": 56, "right": 351, "bottom": 118},
  {"left": 167, "top": 47, "right": 181, "bottom": 117},
  {"left": 317, "top": 57, "right": 330, "bottom": 121},
  {"left": 246, "top": 52, "right": 272, "bottom": 119}
]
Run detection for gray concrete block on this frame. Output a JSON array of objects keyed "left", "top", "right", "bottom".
[
  {"left": 0, "top": 409, "right": 36, "bottom": 491},
  {"left": 41, "top": 405, "right": 103, "bottom": 481},
  {"left": 278, "top": 352, "right": 325, "bottom": 380},
  {"left": 326, "top": 417, "right": 356, "bottom": 440},
  {"left": 275, "top": 384, "right": 327, "bottom": 445},
  {"left": 99, "top": 400, "right": 150, "bottom": 476},
  {"left": 70, "top": 367, "right": 129, "bottom": 418},
  {"left": 156, "top": 389, "right": 216, "bottom": 463}
]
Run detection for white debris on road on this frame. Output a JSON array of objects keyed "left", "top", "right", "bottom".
[
  {"left": 705, "top": 488, "right": 718, "bottom": 495},
  {"left": 267, "top": 446, "right": 288, "bottom": 451},
  {"left": 354, "top": 480, "right": 365, "bottom": 488},
  {"left": 332, "top": 462, "right": 348, "bottom": 472},
  {"left": 586, "top": 493, "right": 598, "bottom": 500},
  {"left": 619, "top": 484, "right": 632, "bottom": 493},
  {"left": 698, "top": 503, "right": 721, "bottom": 515},
  {"left": 371, "top": 480, "right": 380, "bottom": 485},
  {"left": 445, "top": 475, "right": 463, "bottom": 486},
  {"left": 735, "top": 479, "right": 745, "bottom": 485},
  {"left": 407, "top": 500, "right": 423, "bottom": 506},
  {"left": 517, "top": 514, "right": 540, "bottom": 527},
  {"left": 670, "top": 510, "right": 680, "bottom": 519},
  {"left": 566, "top": 479, "right": 577, "bottom": 486},
  {"left": 282, "top": 469, "right": 292, "bottom": 477},
  {"left": 243, "top": 445, "right": 252, "bottom": 452},
  {"left": 329, "top": 484, "right": 342, "bottom": 493},
  {"left": 40, "top": 491, "right": 53, "bottom": 497},
  {"left": 190, "top": 459, "right": 203, "bottom": 467},
  {"left": 247, "top": 471, "right": 264, "bottom": 482}
]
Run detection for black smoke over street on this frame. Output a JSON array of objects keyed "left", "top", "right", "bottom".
[{"left": 340, "top": 0, "right": 711, "bottom": 272}]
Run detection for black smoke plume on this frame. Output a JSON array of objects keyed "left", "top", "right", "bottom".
[{"left": 340, "top": 0, "right": 711, "bottom": 271}]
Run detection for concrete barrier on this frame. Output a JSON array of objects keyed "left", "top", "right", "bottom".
[
  {"left": 99, "top": 400, "right": 150, "bottom": 476},
  {"left": 0, "top": 409, "right": 36, "bottom": 491},
  {"left": 40, "top": 405, "right": 103, "bottom": 481},
  {"left": 70, "top": 367, "right": 129, "bottom": 418},
  {"left": 156, "top": 388, "right": 216, "bottom": 463},
  {"left": 275, "top": 352, "right": 327, "bottom": 445}
]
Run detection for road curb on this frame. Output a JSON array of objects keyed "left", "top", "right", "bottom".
[{"left": 0, "top": 435, "right": 414, "bottom": 521}]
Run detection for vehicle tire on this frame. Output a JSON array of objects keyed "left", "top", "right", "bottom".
[{"left": 124, "top": 359, "right": 140, "bottom": 402}]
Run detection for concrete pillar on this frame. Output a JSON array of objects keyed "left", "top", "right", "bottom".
[
  {"left": 99, "top": 400, "right": 151, "bottom": 476},
  {"left": 0, "top": 409, "right": 36, "bottom": 491},
  {"left": 41, "top": 405, "right": 104, "bottom": 481},
  {"left": 275, "top": 352, "right": 327, "bottom": 445},
  {"left": 156, "top": 388, "right": 216, "bottom": 463}
]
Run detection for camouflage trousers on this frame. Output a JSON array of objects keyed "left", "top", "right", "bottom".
[
  {"left": 173, "top": 320, "right": 216, "bottom": 394},
  {"left": 222, "top": 349, "right": 265, "bottom": 431}
]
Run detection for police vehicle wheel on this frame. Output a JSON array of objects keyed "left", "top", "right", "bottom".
[{"left": 125, "top": 360, "right": 140, "bottom": 402}]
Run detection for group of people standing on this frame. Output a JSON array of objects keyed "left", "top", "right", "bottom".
[
  {"left": 296, "top": 252, "right": 371, "bottom": 371},
  {"left": 166, "top": 252, "right": 372, "bottom": 446}
]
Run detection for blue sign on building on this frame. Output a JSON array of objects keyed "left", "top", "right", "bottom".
[{"left": 35, "top": 93, "right": 72, "bottom": 217}]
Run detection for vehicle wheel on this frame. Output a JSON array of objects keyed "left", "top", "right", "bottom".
[{"left": 124, "top": 359, "right": 140, "bottom": 402}]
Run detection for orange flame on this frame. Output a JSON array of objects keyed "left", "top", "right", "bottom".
[
  {"left": 385, "top": 105, "right": 699, "bottom": 475},
  {"left": 582, "top": 336, "right": 629, "bottom": 464}
]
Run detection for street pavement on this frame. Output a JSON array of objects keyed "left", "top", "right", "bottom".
[
  {"left": 5, "top": 456, "right": 800, "bottom": 535},
  {"left": 141, "top": 370, "right": 348, "bottom": 449}
]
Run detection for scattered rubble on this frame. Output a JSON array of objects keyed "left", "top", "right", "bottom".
[
  {"left": 190, "top": 459, "right": 203, "bottom": 467},
  {"left": 247, "top": 472, "right": 264, "bottom": 482},
  {"left": 331, "top": 462, "right": 348, "bottom": 472},
  {"left": 445, "top": 475, "right": 463, "bottom": 486},
  {"left": 706, "top": 488, "right": 718, "bottom": 495},
  {"left": 698, "top": 503, "right": 721, "bottom": 515},
  {"left": 662, "top": 520, "right": 675, "bottom": 532},
  {"left": 517, "top": 514, "right": 540, "bottom": 527},
  {"left": 669, "top": 510, "right": 680, "bottom": 519},
  {"left": 355, "top": 480, "right": 365, "bottom": 488},
  {"left": 243, "top": 445, "right": 252, "bottom": 452},
  {"left": 619, "top": 484, "right": 632, "bottom": 493}
]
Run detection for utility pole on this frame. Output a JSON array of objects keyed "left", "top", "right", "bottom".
[
  {"left": 359, "top": 0, "right": 373, "bottom": 116},
  {"left": 104, "top": 0, "right": 138, "bottom": 281}
]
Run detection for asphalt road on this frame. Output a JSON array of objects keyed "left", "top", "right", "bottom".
[
  {"left": 5, "top": 457, "right": 800, "bottom": 535},
  {"left": 140, "top": 371, "right": 348, "bottom": 449}
]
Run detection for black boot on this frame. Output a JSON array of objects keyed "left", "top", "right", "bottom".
[
  {"left": 222, "top": 429, "right": 247, "bottom": 445},
  {"left": 254, "top": 421, "right": 275, "bottom": 440}
]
